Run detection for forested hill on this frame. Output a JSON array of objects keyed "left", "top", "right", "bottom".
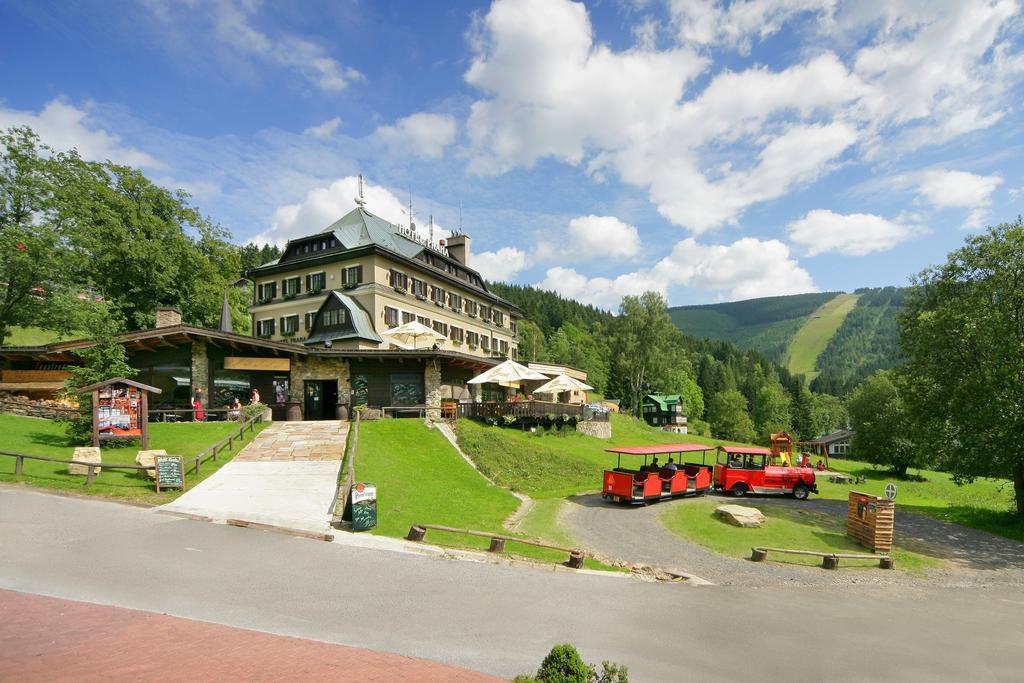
[
  {"left": 668, "top": 288, "right": 906, "bottom": 395},
  {"left": 486, "top": 283, "right": 848, "bottom": 443},
  {"left": 669, "top": 292, "right": 842, "bottom": 360},
  {"left": 487, "top": 282, "right": 612, "bottom": 336}
]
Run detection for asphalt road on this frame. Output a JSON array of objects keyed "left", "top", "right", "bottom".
[{"left": 2, "top": 486, "right": 1023, "bottom": 682}]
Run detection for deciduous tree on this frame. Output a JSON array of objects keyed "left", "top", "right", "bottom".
[
  {"left": 847, "top": 370, "right": 923, "bottom": 477},
  {"left": 899, "top": 220, "right": 1024, "bottom": 517}
]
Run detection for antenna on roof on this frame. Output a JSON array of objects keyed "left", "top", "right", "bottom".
[
  {"left": 354, "top": 174, "right": 366, "bottom": 208},
  {"left": 458, "top": 201, "right": 463, "bottom": 235},
  {"left": 428, "top": 214, "right": 434, "bottom": 243},
  {"left": 404, "top": 191, "right": 415, "bottom": 232}
]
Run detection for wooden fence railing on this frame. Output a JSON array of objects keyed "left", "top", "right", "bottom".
[
  {"left": 332, "top": 409, "right": 360, "bottom": 526},
  {"left": 0, "top": 413, "right": 265, "bottom": 484},
  {"left": 456, "top": 400, "right": 608, "bottom": 422},
  {"left": 406, "top": 523, "right": 585, "bottom": 569}
]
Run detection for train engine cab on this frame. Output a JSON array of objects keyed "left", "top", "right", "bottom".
[{"left": 713, "top": 446, "right": 818, "bottom": 500}]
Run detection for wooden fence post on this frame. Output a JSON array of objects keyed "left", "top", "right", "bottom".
[
  {"left": 15, "top": 455, "right": 23, "bottom": 476},
  {"left": 86, "top": 465, "right": 95, "bottom": 485}
]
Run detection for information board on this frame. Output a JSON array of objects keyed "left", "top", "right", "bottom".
[
  {"left": 155, "top": 455, "right": 185, "bottom": 492},
  {"left": 97, "top": 385, "right": 142, "bottom": 438}
]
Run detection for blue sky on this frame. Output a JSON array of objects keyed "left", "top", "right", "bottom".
[{"left": 2, "top": 0, "right": 1023, "bottom": 308}]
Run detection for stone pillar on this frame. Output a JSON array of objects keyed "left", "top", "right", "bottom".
[
  {"left": 425, "top": 360, "right": 442, "bottom": 422},
  {"left": 190, "top": 340, "right": 209, "bottom": 400},
  {"left": 337, "top": 361, "right": 351, "bottom": 408}
]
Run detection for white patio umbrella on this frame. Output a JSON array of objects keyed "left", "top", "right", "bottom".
[
  {"left": 533, "top": 373, "right": 594, "bottom": 397},
  {"left": 467, "top": 359, "right": 549, "bottom": 386},
  {"left": 381, "top": 320, "right": 448, "bottom": 350}
]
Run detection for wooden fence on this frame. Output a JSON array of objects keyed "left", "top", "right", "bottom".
[
  {"left": 456, "top": 400, "right": 608, "bottom": 422},
  {"left": 0, "top": 413, "right": 265, "bottom": 484},
  {"left": 406, "top": 523, "right": 585, "bottom": 569}
]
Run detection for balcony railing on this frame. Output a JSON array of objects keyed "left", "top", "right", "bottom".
[{"left": 456, "top": 400, "right": 608, "bottom": 422}]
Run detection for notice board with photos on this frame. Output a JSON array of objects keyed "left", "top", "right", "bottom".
[{"left": 77, "top": 378, "right": 162, "bottom": 450}]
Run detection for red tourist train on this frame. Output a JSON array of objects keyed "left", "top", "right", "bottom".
[{"left": 603, "top": 443, "right": 818, "bottom": 505}]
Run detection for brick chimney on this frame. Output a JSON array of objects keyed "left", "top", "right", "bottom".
[
  {"left": 445, "top": 234, "right": 471, "bottom": 267},
  {"left": 155, "top": 306, "right": 182, "bottom": 328}
]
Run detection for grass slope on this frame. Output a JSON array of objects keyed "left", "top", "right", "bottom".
[
  {"left": 661, "top": 500, "right": 940, "bottom": 571},
  {"left": 786, "top": 293, "right": 860, "bottom": 382},
  {"left": 0, "top": 414, "right": 267, "bottom": 504},
  {"left": 3, "top": 326, "right": 81, "bottom": 346},
  {"left": 457, "top": 413, "right": 727, "bottom": 498},
  {"left": 820, "top": 459, "right": 1023, "bottom": 543},
  {"left": 669, "top": 292, "right": 840, "bottom": 361},
  {"left": 355, "top": 419, "right": 616, "bottom": 569}
]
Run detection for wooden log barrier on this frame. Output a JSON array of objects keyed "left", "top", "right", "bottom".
[{"left": 407, "top": 523, "right": 585, "bottom": 569}]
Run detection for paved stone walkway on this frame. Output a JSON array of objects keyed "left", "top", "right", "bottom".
[
  {"left": 159, "top": 420, "right": 349, "bottom": 533},
  {"left": 0, "top": 589, "right": 499, "bottom": 682},
  {"left": 236, "top": 420, "right": 348, "bottom": 461}
]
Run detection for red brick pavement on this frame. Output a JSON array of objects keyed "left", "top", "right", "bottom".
[{"left": 0, "top": 589, "right": 503, "bottom": 682}]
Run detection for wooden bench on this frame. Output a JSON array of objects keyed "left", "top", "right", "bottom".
[
  {"left": 382, "top": 405, "right": 426, "bottom": 418},
  {"left": 751, "top": 546, "right": 893, "bottom": 569}
]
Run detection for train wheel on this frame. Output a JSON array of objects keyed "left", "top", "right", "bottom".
[
  {"left": 730, "top": 483, "right": 747, "bottom": 498},
  {"left": 793, "top": 484, "right": 810, "bottom": 500}
]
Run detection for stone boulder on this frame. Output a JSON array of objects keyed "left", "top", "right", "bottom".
[
  {"left": 68, "top": 447, "right": 102, "bottom": 476},
  {"left": 715, "top": 504, "right": 766, "bottom": 528},
  {"left": 135, "top": 449, "right": 167, "bottom": 479}
]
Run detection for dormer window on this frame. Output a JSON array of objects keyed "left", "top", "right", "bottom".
[{"left": 321, "top": 308, "right": 347, "bottom": 328}]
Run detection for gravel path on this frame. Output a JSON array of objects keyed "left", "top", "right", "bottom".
[{"left": 562, "top": 492, "right": 1024, "bottom": 588}]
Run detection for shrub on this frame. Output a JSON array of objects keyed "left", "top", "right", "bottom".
[
  {"left": 515, "top": 643, "right": 628, "bottom": 683},
  {"left": 241, "top": 402, "right": 268, "bottom": 421}
]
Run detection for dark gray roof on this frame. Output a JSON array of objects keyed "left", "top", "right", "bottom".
[{"left": 303, "top": 291, "right": 383, "bottom": 346}]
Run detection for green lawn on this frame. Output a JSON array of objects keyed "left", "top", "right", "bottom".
[
  {"left": 661, "top": 499, "right": 941, "bottom": 572},
  {"left": 4, "top": 326, "right": 81, "bottom": 345},
  {"left": 786, "top": 293, "right": 860, "bottom": 381},
  {"left": 820, "top": 458, "right": 1024, "bottom": 543},
  {"left": 456, "top": 413, "right": 727, "bottom": 498},
  {"left": 355, "top": 419, "right": 619, "bottom": 569},
  {"left": 0, "top": 414, "right": 268, "bottom": 504}
]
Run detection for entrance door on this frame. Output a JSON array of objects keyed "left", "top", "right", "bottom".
[{"left": 304, "top": 380, "right": 338, "bottom": 420}]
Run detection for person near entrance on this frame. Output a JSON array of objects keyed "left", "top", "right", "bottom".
[
  {"left": 251, "top": 388, "right": 261, "bottom": 405},
  {"left": 192, "top": 388, "right": 205, "bottom": 421}
]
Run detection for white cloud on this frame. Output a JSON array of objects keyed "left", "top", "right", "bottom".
[
  {"left": 537, "top": 236, "right": 816, "bottom": 307},
  {"left": 1009, "top": 186, "right": 1024, "bottom": 202},
  {"left": 145, "top": 0, "right": 363, "bottom": 92},
  {"left": 255, "top": 176, "right": 449, "bottom": 246},
  {"left": 566, "top": 215, "right": 641, "bottom": 259},
  {"left": 304, "top": 117, "right": 342, "bottom": 138},
  {"left": 787, "top": 209, "right": 919, "bottom": 256},
  {"left": 916, "top": 169, "right": 1003, "bottom": 209},
  {"left": 962, "top": 208, "right": 991, "bottom": 230},
  {"left": 669, "top": 0, "right": 835, "bottom": 52},
  {"left": 0, "top": 98, "right": 161, "bottom": 168},
  {"left": 463, "top": 0, "right": 1024, "bottom": 233},
  {"left": 474, "top": 247, "right": 530, "bottom": 282},
  {"left": 375, "top": 113, "right": 458, "bottom": 160}
]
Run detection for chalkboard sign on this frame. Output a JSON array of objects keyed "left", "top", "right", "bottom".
[{"left": 155, "top": 455, "right": 185, "bottom": 492}]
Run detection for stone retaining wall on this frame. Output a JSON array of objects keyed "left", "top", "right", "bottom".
[
  {"left": 575, "top": 420, "right": 612, "bottom": 439},
  {"left": 0, "top": 394, "right": 79, "bottom": 420}
]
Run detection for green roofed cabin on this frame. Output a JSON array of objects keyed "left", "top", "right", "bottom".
[{"left": 641, "top": 394, "right": 688, "bottom": 433}]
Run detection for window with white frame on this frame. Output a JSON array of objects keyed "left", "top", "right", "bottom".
[
  {"left": 431, "top": 285, "right": 446, "bottom": 304},
  {"left": 402, "top": 310, "right": 415, "bottom": 324},
  {"left": 411, "top": 278, "right": 427, "bottom": 297},
  {"left": 257, "top": 282, "right": 277, "bottom": 302},
  {"left": 416, "top": 315, "right": 430, "bottom": 326},
  {"left": 256, "top": 318, "right": 275, "bottom": 337},
  {"left": 466, "top": 300, "right": 478, "bottom": 317},
  {"left": 466, "top": 331, "right": 479, "bottom": 347},
  {"left": 448, "top": 293, "right": 463, "bottom": 311},
  {"left": 305, "top": 272, "right": 326, "bottom": 292},
  {"left": 280, "top": 314, "right": 299, "bottom": 335},
  {"left": 282, "top": 277, "right": 301, "bottom": 297},
  {"left": 481, "top": 335, "right": 490, "bottom": 351},
  {"left": 341, "top": 265, "right": 363, "bottom": 287},
  {"left": 384, "top": 306, "right": 399, "bottom": 327},
  {"left": 389, "top": 269, "right": 409, "bottom": 291},
  {"left": 449, "top": 326, "right": 463, "bottom": 343},
  {"left": 432, "top": 320, "right": 448, "bottom": 336},
  {"left": 322, "top": 308, "right": 347, "bottom": 328},
  {"left": 304, "top": 311, "right": 316, "bottom": 330}
]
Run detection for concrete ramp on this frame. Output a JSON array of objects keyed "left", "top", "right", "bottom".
[{"left": 160, "top": 421, "right": 348, "bottom": 534}]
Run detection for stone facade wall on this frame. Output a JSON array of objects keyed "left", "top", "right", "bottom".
[
  {"left": 576, "top": 420, "right": 612, "bottom": 439},
  {"left": 424, "top": 360, "right": 442, "bottom": 421},
  {"left": 0, "top": 393, "right": 79, "bottom": 420},
  {"left": 290, "top": 356, "right": 351, "bottom": 409},
  {"left": 190, "top": 340, "right": 209, "bottom": 399}
]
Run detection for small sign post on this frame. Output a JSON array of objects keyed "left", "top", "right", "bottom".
[{"left": 154, "top": 454, "right": 185, "bottom": 493}]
